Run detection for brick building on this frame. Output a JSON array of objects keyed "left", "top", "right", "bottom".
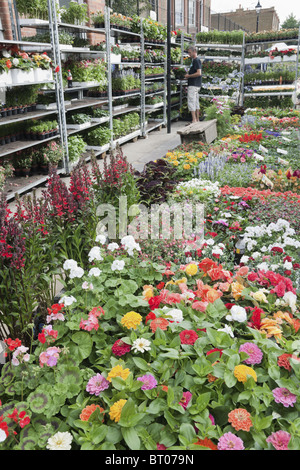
[{"left": 211, "top": 5, "right": 280, "bottom": 33}]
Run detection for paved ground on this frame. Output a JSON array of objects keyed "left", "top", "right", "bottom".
[{"left": 8, "top": 120, "right": 185, "bottom": 212}]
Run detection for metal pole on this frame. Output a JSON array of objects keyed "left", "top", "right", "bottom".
[
  {"left": 167, "top": 0, "right": 171, "bottom": 133},
  {"left": 294, "top": 25, "right": 300, "bottom": 109},
  {"left": 48, "top": 0, "right": 69, "bottom": 174},
  {"left": 105, "top": 5, "right": 114, "bottom": 149},
  {"left": 141, "top": 19, "right": 146, "bottom": 136}
]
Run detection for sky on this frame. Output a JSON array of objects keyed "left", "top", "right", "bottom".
[{"left": 211, "top": 0, "right": 300, "bottom": 25}]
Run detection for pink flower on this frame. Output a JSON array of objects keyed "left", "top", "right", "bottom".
[
  {"left": 112, "top": 339, "right": 131, "bottom": 357},
  {"left": 239, "top": 342, "right": 263, "bottom": 365},
  {"left": 39, "top": 346, "right": 61, "bottom": 368},
  {"left": 217, "top": 432, "right": 245, "bottom": 450},
  {"left": 80, "top": 315, "right": 99, "bottom": 332},
  {"left": 157, "top": 443, "right": 167, "bottom": 450},
  {"left": 179, "top": 391, "right": 192, "bottom": 410},
  {"left": 137, "top": 374, "right": 157, "bottom": 390},
  {"left": 86, "top": 373, "right": 110, "bottom": 396},
  {"left": 272, "top": 387, "right": 297, "bottom": 407},
  {"left": 266, "top": 430, "right": 291, "bottom": 450},
  {"left": 192, "top": 300, "right": 208, "bottom": 312}
]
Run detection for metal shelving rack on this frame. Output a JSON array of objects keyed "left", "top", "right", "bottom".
[
  {"left": 195, "top": 36, "right": 245, "bottom": 106},
  {"left": 242, "top": 27, "right": 300, "bottom": 107},
  {"left": 2, "top": 3, "right": 171, "bottom": 199}
]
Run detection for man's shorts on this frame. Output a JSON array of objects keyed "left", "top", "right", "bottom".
[{"left": 187, "top": 86, "right": 200, "bottom": 112}]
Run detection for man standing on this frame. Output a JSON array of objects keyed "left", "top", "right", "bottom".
[{"left": 184, "top": 46, "right": 202, "bottom": 123}]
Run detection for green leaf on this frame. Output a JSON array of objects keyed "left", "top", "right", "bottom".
[{"left": 121, "top": 427, "right": 140, "bottom": 450}]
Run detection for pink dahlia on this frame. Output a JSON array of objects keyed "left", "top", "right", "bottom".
[
  {"left": 217, "top": 432, "right": 245, "bottom": 450},
  {"left": 272, "top": 387, "right": 297, "bottom": 408},
  {"left": 266, "top": 430, "right": 291, "bottom": 450},
  {"left": 239, "top": 342, "right": 263, "bottom": 365},
  {"left": 86, "top": 373, "right": 110, "bottom": 396},
  {"left": 111, "top": 339, "right": 131, "bottom": 357}
]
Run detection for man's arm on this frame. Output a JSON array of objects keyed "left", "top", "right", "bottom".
[{"left": 185, "top": 69, "right": 201, "bottom": 79}]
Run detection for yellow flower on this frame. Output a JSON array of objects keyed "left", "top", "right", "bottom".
[
  {"left": 173, "top": 161, "right": 179, "bottom": 166},
  {"left": 175, "top": 277, "right": 187, "bottom": 285},
  {"left": 251, "top": 290, "right": 268, "bottom": 303},
  {"left": 121, "top": 311, "right": 142, "bottom": 329},
  {"left": 231, "top": 282, "right": 245, "bottom": 300},
  {"left": 196, "top": 152, "right": 203, "bottom": 158},
  {"left": 234, "top": 365, "right": 257, "bottom": 384},
  {"left": 143, "top": 285, "right": 154, "bottom": 300},
  {"left": 183, "top": 164, "right": 191, "bottom": 170},
  {"left": 185, "top": 263, "right": 198, "bottom": 276},
  {"left": 166, "top": 152, "right": 173, "bottom": 157},
  {"left": 107, "top": 365, "right": 130, "bottom": 383},
  {"left": 109, "top": 399, "right": 127, "bottom": 423}
]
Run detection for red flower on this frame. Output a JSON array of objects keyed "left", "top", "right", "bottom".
[
  {"left": 156, "top": 282, "right": 165, "bottom": 290},
  {"left": 179, "top": 330, "right": 199, "bottom": 345},
  {"left": 4, "top": 338, "right": 22, "bottom": 352},
  {"left": 111, "top": 339, "right": 131, "bottom": 357},
  {"left": 38, "top": 332, "right": 46, "bottom": 344},
  {"left": 148, "top": 295, "right": 162, "bottom": 310},
  {"left": 54, "top": 65, "right": 60, "bottom": 73},
  {"left": 145, "top": 311, "right": 156, "bottom": 324},
  {"left": 206, "top": 348, "right": 223, "bottom": 358}
]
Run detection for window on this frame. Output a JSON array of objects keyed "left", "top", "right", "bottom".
[
  {"left": 188, "top": 0, "right": 195, "bottom": 26},
  {"left": 175, "top": 0, "right": 184, "bottom": 26}
]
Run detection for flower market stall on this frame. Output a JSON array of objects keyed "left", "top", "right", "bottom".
[{"left": 0, "top": 2, "right": 300, "bottom": 454}]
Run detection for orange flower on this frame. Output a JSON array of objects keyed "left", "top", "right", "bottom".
[
  {"left": 150, "top": 317, "right": 169, "bottom": 333},
  {"left": 228, "top": 408, "right": 253, "bottom": 432},
  {"left": 206, "top": 288, "right": 222, "bottom": 303},
  {"left": 161, "top": 385, "right": 168, "bottom": 392},
  {"left": 198, "top": 258, "right": 218, "bottom": 274},
  {"left": 80, "top": 404, "right": 104, "bottom": 422},
  {"left": 231, "top": 282, "right": 245, "bottom": 300},
  {"left": 207, "top": 266, "right": 224, "bottom": 281},
  {"left": 195, "top": 437, "right": 218, "bottom": 450}
]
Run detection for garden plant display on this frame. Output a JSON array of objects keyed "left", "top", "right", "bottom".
[{"left": 1, "top": 17, "right": 300, "bottom": 453}]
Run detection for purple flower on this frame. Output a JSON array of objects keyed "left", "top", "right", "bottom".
[
  {"left": 218, "top": 432, "right": 244, "bottom": 450},
  {"left": 137, "top": 374, "right": 157, "bottom": 390},
  {"left": 86, "top": 373, "right": 110, "bottom": 396},
  {"left": 272, "top": 387, "right": 297, "bottom": 408},
  {"left": 266, "top": 430, "right": 291, "bottom": 450}
]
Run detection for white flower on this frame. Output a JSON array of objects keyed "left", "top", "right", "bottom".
[
  {"left": 283, "top": 260, "right": 293, "bottom": 270},
  {"left": 218, "top": 324, "right": 234, "bottom": 338},
  {"left": 111, "top": 259, "right": 125, "bottom": 271},
  {"left": 63, "top": 259, "right": 78, "bottom": 271},
  {"left": 0, "top": 429, "right": 7, "bottom": 443},
  {"left": 47, "top": 431, "right": 73, "bottom": 450},
  {"left": 88, "top": 267, "right": 102, "bottom": 277},
  {"left": 95, "top": 234, "right": 106, "bottom": 244},
  {"left": 107, "top": 242, "right": 119, "bottom": 252},
  {"left": 226, "top": 305, "right": 247, "bottom": 323},
  {"left": 165, "top": 308, "right": 183, "bottom": 323},
  {"left": 283, "top": 291, "right": 297, "bottom": 313},
  {"left": 240, "top": 255, "right": 249, "bottom": 263},
  {"left": 88, "top": 246, "right": 103, "bottom": 262},
  {"left": 82, "top": 281, "right": 93, "bottom": 290},
  {"left": 2, "top": 50, "right": 10, "bottom": 58},
  {"left": 256, "top": 262, "right": 269, "bottom": 272},
  {"left": 121, "top": 235, "right": 141, "bottom": 256},
  {"left": 206, "top": 238, "right": 215, "bottom": 246},
  {"left": 12, "top": 58, "right": 19, "bottom": 66},
  {"left": 212, "top": 247, "right": 223, "bottom": 256},
  {"left": 131, "top": 338, "right": 151, "bottom": 353},
  {"left": 59, "top": 295, "right": 76, "bottom": 306},
  {"left": 69, "top": 266, "right": 84, "bottom": 279}
]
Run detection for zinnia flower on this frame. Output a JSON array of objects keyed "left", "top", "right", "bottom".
[
  {"left": 137, "top": 374, "right": 157, "bottom": 390},
  {"left": 86, "top": 373, "right": 110, "bottom": 396},
  {"left": 131, "top": 338, "right": 151, "bottom": 353},
  {"left": 80, "top": 404, "right": 104, "bottom": 422},
  {"left": 266, "top": 430, "right": 291, "bottom": 450},
  {"left": 121, "top": 311, "right": 142, "bottom": 330},
  {"left": 217, "top": 432, "right": 244, "bottom": 450},
  {"left": 179, "top": 330, "right": 199, "bottom": 345},
  {"left": 185, "top": 263, "right": 198, "bottom": 276},
  {"left": 228, "top": 408, "right": 253, "bottom": 432},
  {"left": 109, "top": 399, "right": 127, "bottom": 423},
  {"left": 239, "top": 342, "right": 263, "bottom": 365},
  {"left": 234, "top": 365, "right": 257, "bottom": 384},
  {"left": 112, "top": 339, "right": 131, "bottom": 357},
  {"left": 46, "top": 431, "right": 73, "bottom": 450},
  {"left": 195, "top": 437, "right": 218, "bottom": 450},
  {"left": 107, "top": 365, "right": 130, "bottom": 383},
  {"left": 149, "top": 317, "right": 169, "bottom": 333},
  {"left": 179, "top": 391, "right": 192, "bottom": 410},
  {"left": 272, "top": 387, "right": 297, "bottom": 408}
]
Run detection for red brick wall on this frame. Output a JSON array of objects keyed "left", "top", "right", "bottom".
[
  {"left": 0, "top": 0, "right": 13, "bottom": 40},
  {"left": 86, "top": 0, "right": 105, "bottom": 44}
]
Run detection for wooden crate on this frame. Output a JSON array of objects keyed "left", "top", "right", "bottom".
[{"left": 177, "top": 119, "right": 217, "bottom": 144}]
